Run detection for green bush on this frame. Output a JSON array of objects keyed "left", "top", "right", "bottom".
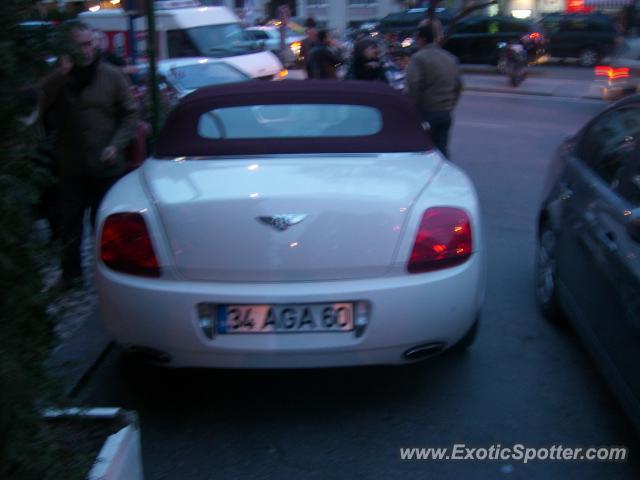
[{"left": 0, "top": 2, "right": 67, "bottom": 478}]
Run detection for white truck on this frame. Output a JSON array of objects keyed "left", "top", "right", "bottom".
[{"left": 79, "top": 0, "right": 286, "bottom": 80}]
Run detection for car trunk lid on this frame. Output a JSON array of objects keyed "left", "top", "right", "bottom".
[{"left": 143, "top": 153, "right": 441, "bottom": 282}]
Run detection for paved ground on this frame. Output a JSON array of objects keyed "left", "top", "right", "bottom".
[{"left": 43, "top": 219, "right": 105, "bottom": 397}]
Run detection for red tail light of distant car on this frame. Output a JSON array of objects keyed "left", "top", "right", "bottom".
[
  {"left": 595, "top": 65, "right": 630, "bottom": 80},
  {"left": 528, "top": 32, "right": 544, "bottom": 42}
]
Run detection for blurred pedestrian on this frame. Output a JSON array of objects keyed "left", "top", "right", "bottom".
[
  {"left": 404, "top": 22, "right": 462, "bottom": 158},
  {"left": 40, "top": 20, "right": 138, "bottom": 289},
  {"left": 346, "top": 38, "right": 387, "bottom": 82},
  {"left": 301, "top": 17, "right": 318, "bottom": 77},
  {"left": 306, "top": 29, "right": 342, "bottom": 79}
]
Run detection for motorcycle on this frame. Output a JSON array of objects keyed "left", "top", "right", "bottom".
[
  {"left": 380, "top": 40, "right": 413, "bottom": 91},
  {"left": 498, "top": 41, "right": 528, "bottom": 87},
  {"left": 382, "top": 52, "right": 408, "bottom": 91}
]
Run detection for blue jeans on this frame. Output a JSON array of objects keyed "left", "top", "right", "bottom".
[{"left": 421, "top": 110, "right": 453, "bottom": 158}]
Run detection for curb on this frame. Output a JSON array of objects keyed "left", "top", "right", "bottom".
[
  {"left": 47, "top": 309, "right": 113, "bottom": 398},
  {"left": 463, "top": 84, "right": 603, "bottom": 101},
  {"left": 68, "top": 341, "right": 114, "bottom": 398}
]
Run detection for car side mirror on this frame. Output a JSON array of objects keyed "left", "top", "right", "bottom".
[
  {"left": 563, "top": 134, "right": 578, "bottom": 155},
  {"left": 627, "top": 212, "right": 640, "bottom": 243}
]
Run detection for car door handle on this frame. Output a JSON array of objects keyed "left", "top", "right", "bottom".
[
  {"left": 559, "top": 182, "right": 573, "bottom": 200},
  {"left": 595, "top": 230, "right": 618, "bottom": 253}
]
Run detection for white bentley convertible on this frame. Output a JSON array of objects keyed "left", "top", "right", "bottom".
[{"left": 96, "top": 80, "right": 484, "bottom": 368}]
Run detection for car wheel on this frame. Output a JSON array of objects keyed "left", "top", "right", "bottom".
[
  {"left": 578, "top": 47, "right": 599, "bottom": 67},
  {"left": 497, "top": 57, "right": 508, "bottom": 74},
  {"left": 535, "top": 224, "right": 564, "bottom": 321}
]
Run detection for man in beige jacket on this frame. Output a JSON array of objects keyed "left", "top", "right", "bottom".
[
  {"left": 41, "top": 21, "right": 138, "bottom": 288},
  {"left": 404, "top": 22, "right": 462, "bottom": 158}
]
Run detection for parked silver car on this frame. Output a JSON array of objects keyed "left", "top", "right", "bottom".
[
  {"left": 245, "top": 26, "right": 306, "bottom": 66},
  {"left": 131, "top": 57, "right": 253, "bottom": 109}
]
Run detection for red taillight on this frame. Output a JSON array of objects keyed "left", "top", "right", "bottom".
[
  {"left": 100, "top": 212, "right": 160, "bottom": 277},
  {"left": 611, "top": 67, "right": 630, "bottom": 79},
  {"left": 595, "top": 65, "right": 609, "bottom": 76},
  {"left": 595, "top": 65, "right": 629, "bottom": 80},
  {"left": 407, "top": 207, "right": 472, "bottom": 274},
  {"left": 528, "top": 32, "right": 543, "bottom": 42}
]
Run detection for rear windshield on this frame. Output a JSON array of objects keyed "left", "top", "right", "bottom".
[
  {"left": 168, "top": 23, "right": 261, "bottom": 58},
  {"left": 197, "top": 104, "right": 383, "bottom": 139},
  {"left": 168, "top": 63, "right": 248, "bottom": 90}
]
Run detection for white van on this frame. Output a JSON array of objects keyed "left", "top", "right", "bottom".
[{"left": 79, "top": 1, "right": 286, "bottom": 80}]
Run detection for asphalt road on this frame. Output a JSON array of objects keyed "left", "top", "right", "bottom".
[
  {"left": 77, "top": 89, "right": 640, "bottom": 480},
  {"left": 529, "top": 63, "right": 599, "bottom": 80}
]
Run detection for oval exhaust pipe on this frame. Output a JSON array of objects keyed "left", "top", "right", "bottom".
[{"left": 403, "top": 343, "right": 446, "bottom": 360}]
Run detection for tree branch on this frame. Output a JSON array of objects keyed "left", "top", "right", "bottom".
[
  {"left": 451, "top": 1, "right": 499, "bottom": 25},
  {"left": 423, "top": 0, "right": 500, "bottom": 42}
]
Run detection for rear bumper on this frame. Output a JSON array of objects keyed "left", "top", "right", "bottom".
[
  {"left": 597, "top": 78, "right": 638, "bottom": 100},
  {"left": 96, "top": 252, "right": 484, "bottom": 368}
]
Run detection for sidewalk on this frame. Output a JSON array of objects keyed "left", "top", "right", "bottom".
[
  {"left": 47, "top": 309, "right": 112, "bottom": 398},
  {"left": 44, "top": 220, "right": 112, "bottom": 398},
  {"left": 291, "top": 66, "right": 604, "bottom": 100},
  {"left": 462, "top": 71, "right": 603, "bottom": 100}
]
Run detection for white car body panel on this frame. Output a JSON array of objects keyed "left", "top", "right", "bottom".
[
  {"left": 154, "top": 57, "right": 250, "bottom": 98},
  {"left": 218, "top": 50, "right": 283, "bottom": 79},
  {"left": 95, "top": 153, "right": 484, "bottom": 368},
  {"left": 80, "top": 7, "right": 283, "bottom": 79},
  {"left": 80, "top": 7, "right": 239, "bottom": 32},
  {"left": 142, "top": 153, "right": 443, "bottom": 281},
  {"left": 246, "top": 26, "right": 305, "bottom": 64}
]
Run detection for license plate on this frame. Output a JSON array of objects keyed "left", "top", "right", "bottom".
[{"left": 217, "top": 303, "right": 354, "bottom": 334}]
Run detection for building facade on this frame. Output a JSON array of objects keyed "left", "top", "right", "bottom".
[
  {"left": 298, "top": 0, "right": 401, "bottom": 32},
  {"left": 40, "top": 0, "right": 633, "bottom": 33}
]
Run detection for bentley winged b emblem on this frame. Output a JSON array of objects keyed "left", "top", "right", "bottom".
[{"left": 258, "top": 214, "right": 307, "bottom": 231}]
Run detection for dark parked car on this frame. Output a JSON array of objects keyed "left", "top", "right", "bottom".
[
  {"left": 375, "top": 7, "right": 454, "bottom": 40},
  {"left": 594, "top": 38, "right": 640, "bottom": 100},
  {"left": 538, "top": 12, "right": 623, "bottom": 66},
  {"left": 536, "top": 95, "right": 640, "bottom": 431},
  {"left": 442, "top": 15, "right": 547, "bottom": 67}
]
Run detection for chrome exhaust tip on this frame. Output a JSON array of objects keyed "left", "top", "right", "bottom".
[{"left": 403, "top": 343, "right": 446, "bottom": 360}]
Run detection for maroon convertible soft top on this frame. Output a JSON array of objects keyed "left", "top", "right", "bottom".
[{"left": 154, "top": 80, "right": 433, "bottom": 157}]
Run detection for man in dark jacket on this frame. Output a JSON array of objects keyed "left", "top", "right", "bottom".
[
  {"left": 306, "top": 29, "right": 342, "bottom": 79},
  {"left": 300, "top": 17, "right": 318, "bottom": 77},
  {"left": 41, "top": 21, "right": 138, "bottom": 288},
  {"left": 404, "top": 22, "right": 462, "bottom": 158}
]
